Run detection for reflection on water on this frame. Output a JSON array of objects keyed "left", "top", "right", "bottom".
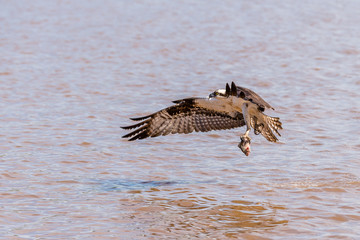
[
  {"left": 1, "top": 0, "right": 360, "bottom": 239},
  {"left": 96, "top": 179, "right": 215, "bottom": 191},
  {"left": 206, "top": 201, "right": 287, "bottom": 231},
  {"left": 94, "top": 178, "right": 288, "bottom": 238},
  {"left": 156, "top": 201, "right": 288, "bottom": 239}
]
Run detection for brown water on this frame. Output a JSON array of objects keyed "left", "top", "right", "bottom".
[{"left": 1, "top": 0, "right": 360, "bottom": 239}]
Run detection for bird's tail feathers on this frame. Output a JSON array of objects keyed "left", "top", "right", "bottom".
[
  {"left": 252, "top": 113, "right": 282, "bottom": 142},
  {"left": 266, "top": 115, "right": 282, "bottom": 137}
]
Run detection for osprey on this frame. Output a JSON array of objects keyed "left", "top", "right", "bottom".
[{"left": 121, "top": 82, "right": 282, "bottom": 156}]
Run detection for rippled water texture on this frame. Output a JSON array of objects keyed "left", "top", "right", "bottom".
[{"left": 1, "top": 0, "right": 360, "bottom": 239}]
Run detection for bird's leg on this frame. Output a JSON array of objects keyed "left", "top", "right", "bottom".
[
  {"left": 238, "top": 103, "right": 251, "bottom": 156},
  {"left": 242, "top": 103, "right": 251, "bottom": 139}
]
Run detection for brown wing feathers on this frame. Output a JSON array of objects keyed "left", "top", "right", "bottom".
[{"left": 121, "top": 98, "right": 244, "bottom": 141}]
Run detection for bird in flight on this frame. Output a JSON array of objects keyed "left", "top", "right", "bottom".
[{"left": 121, "top": 82, "right": 282, "bottom": 156}]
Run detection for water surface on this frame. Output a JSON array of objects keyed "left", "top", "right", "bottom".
[{"left": 1, "top": 0, "right": 360, "bottom": 239}]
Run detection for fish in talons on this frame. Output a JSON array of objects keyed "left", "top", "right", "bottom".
[{"left": 239, "top": 135, "right": 251, "bottom": 156}]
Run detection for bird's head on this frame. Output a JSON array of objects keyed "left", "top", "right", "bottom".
[
  {"left": 209, "top": 89, "right": 227, "bottom": 98},
  {"left": 238, "top": 136, "right": 251, "bottom": 156}
]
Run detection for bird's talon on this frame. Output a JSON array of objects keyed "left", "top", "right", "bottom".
[{"left": 240, "top": 135, "right": 251, "bottom": 143}]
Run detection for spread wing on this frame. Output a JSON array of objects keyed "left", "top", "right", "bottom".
[
  {"left": 226, "top": 82, "right": 274, "bottom": 111},
  {"left": 121, "top": 98, "right": 245, "bottom": 141}
]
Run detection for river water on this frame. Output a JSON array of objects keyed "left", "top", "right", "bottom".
[{"left": 1, "top": 0, "right": 360, "bottom": 239}]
